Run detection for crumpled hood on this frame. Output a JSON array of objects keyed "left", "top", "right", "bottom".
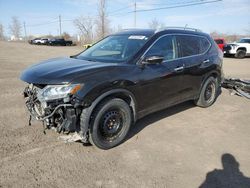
[{"left": 20, "top": 57, "right": 119, "bottom": 84}]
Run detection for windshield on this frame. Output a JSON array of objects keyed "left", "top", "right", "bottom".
[
  {"left": 238, "top": 39, "right": 250, "bottom": 43},
  {"left": 76, "top": 35, "right": 149, "bottom": 63}
]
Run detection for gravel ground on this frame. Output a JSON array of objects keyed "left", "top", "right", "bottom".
[{"left": 0, "top": 41, "right": 250, "bottom": 188}]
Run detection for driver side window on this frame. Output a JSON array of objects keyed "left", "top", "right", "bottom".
[{"left": 145, "top": 35, "right": 177, "bottom": 61}]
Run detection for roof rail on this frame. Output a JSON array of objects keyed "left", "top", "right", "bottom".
[
  {"left": 156, "top": 27, "right": 202, "bottom": 33},
  {"left": 121, "top": 28, "right": 153, "bottom": 31}
]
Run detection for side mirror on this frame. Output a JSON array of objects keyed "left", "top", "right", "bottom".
[{"left": 142, "top": 55, "right": 164, "bottom": 65}]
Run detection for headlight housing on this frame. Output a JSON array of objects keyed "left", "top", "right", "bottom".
[{"left": 37, "top": 84, "right": 82, "bottom": 101}]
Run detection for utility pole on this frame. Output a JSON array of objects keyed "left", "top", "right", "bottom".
[
  {"left": 102, "top": 1, "right": 105, "bottom": 38},
  {"left": 23, "top": 22, "right": 27, "bottom": 41},
  {"left": 59, "top": 15, "right": 62, "bottom": 36},
  {"left": 134, "top": 1, "right": 137, "bottom": 28}
]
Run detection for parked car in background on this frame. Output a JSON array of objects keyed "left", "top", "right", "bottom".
[
  {"left": 47, "top": 38, "right": 73, "bottom": 46},
  {"left": 29, "top": 38, "right": 49, "bottom": 45},
  {"left": 214, "top": 38, "right": 226, "bottom": 51},
  {"left": 224, "top": 38, "right": 250, "bottom": 58},
  {"left": 83, "top": 43, "right": 93, "bottom": 49},
  {"left": 20, "top": 28, "right": 223, "bottom": 149}
]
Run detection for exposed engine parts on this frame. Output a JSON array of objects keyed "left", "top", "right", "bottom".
[{"left": 23, "top": 84, "right": 85, "bottom": 138}]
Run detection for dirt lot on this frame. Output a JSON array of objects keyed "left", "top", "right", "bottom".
[{"left": 0, "top": 41, "right": 250, "bottom": 188}]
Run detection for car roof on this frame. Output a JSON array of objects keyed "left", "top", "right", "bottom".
[{"left": 113, "top": 27, "right": 208, "bottom": 38}]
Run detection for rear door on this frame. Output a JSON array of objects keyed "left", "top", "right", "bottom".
[{"left": 176, "top": 35, "right": 211, "bottom": 100}]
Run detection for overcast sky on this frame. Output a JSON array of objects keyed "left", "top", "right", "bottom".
[{"left": 0, "top": 0, "right": 249, "bottom": 37}]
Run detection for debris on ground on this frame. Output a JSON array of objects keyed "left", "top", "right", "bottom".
[
  {"left": 58, "top": 132, "right": 83, "bottom": 143},
  {"left": 222, "top": 78, "right": 250, "bottom": 99}
]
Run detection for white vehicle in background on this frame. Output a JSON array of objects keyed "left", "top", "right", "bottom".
[
  {"left": 224, "top": 38, "right": 250, "bottom": 58},
  {"left": 30, "top": 38, "right": 49, "bottom": 45}
]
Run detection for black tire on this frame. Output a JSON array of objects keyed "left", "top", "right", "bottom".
[
  {"left": 89, "top": 98, "right": 132, "bottom": 149},
  {"left": 194, "top": 76, "right": 219, "bottom": 108},
  {"left": 235, "top": 50, "right": 246, "bottom": 59}
]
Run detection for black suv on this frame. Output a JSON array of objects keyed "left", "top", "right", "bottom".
[
  {"left": 48, "top": 38, "right": 73, "bottom": 46},
  {"left": 20, "top": 28, "right": 223, "bottom": 149}
]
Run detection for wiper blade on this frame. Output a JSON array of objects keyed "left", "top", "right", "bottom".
[{"left": 85, "top": 59, "right": 97, "bottom": 62}]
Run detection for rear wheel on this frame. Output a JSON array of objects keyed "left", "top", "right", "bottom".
[
  {"left": 235, "top": 49, "right": 246, "bottom": 59},
  {"left": 89, "top": 98, "right": 132, "bottom": 149},
  {"left": 194, "top": 76, "right": 219, "bottom": 107}
]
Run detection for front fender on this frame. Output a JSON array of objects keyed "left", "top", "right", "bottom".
[{"left": 75, "top": 79, "right": 136, "bottom": 105}]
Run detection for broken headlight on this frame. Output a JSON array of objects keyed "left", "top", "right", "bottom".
[{"left": 37, "top": 84, "right": 82, "bottom": 101}]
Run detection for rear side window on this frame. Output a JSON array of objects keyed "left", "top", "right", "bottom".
[
  {"left": 177, "top": 35, "right": 200, "bottom": 57},
  {"left": 177, "top": 35, "right": 210, "bottom": 57},
  {"left": 200, "top": 37, "right": 211, "bottom": 53}
]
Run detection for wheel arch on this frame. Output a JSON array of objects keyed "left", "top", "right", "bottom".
[
  {"left": 237, "top": 47, "right": 247, "bottom": 52},
  {"left": 80, "top": 89, "right": 138, "bottom": 136},
  {"left": 198, "top": 70, "right": 221, "bottom": 97},
  {"left": 92, "top": 89, "right": 137, "bottom": 122},
  {"left": 203, "top": 70, "right": 221, "bottom": 83}
]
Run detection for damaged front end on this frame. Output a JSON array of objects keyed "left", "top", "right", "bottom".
[{"left": 23, "top": 84, "right": 82, "bottom": 135}]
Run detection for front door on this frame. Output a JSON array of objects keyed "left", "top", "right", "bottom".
[{"left": 136, "top": 35, "right": 185, "bottom": 115}]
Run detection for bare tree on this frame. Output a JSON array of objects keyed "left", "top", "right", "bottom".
[
  {"left": 62, "top": 32, "right": 71, "bottom": 40},
  {"left": 245, "top": 22, "right": 250, "bottom": 35},
  {"left": 74, "top": 16, "right": 94, "bottom": 44},
  {"left": 0, "top": 23, "right": 4, "bottom": 40},
  {"left": 96, "top": 0, "right": 110, "bottom": 39},
  {"left": 210, "top": 31, "right": 245, "bottom": 43},
  {"left": 111, "top": 24, "right": 123, "bottom": 34},
  {"left": 210, "top": 31, "right": 220, "bottom": 38},
  {"left": 148, "top": 18, "right": 165, "bottom": 30},
  {"left": 9, "top": 16, "right": 22, "bottom": 39}
]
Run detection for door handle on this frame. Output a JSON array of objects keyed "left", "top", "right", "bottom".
[
  {"left": 174, "top": 66, "right": 184, "bottom": 72},
  {"left": 203, "top": 59, "right": 210, "bottom": 64}
]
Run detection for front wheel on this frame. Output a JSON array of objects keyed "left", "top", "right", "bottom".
[
  {"left": 89, "top": 98, "right": 132, "bottom": 149},
  {"left": 194, "top": 76, "right": 219, "bottom": 107}
]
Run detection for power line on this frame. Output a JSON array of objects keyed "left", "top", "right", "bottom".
[
  {"left": 127, "top": 0, "right": 222, "bottom": 13},
  {"left": 110, "top": 0, "right": 222, "bottom": 17},
  {"left": 23, "top": 0, "right": 222, "bottom": 33},
  {"left": 108, "top": 4, "right": 133, "bottom": 15},
  {"left": 139, "top": 0, "right": 206, "bottom": 6}
]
